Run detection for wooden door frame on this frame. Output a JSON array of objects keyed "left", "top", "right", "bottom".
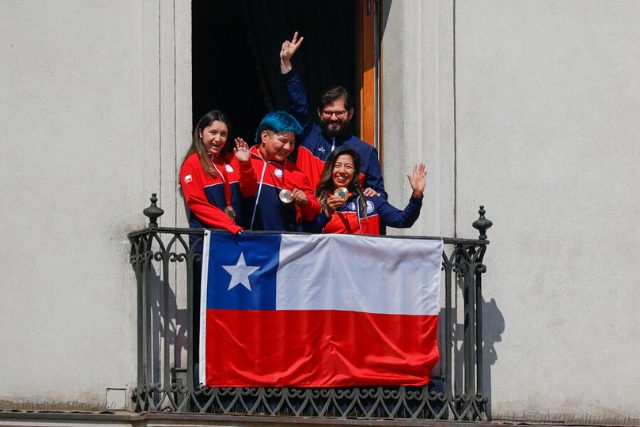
[{"left": 355, "top": 0, "right": 383, "bottom": 167}]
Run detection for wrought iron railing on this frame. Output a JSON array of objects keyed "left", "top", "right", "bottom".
[{"left": 128, "top": 194, "right": 492, "bottom": 421}]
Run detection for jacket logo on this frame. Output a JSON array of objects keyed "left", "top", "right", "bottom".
[{"left": 366, "top": 201, "right": 375, "bottom": 214}]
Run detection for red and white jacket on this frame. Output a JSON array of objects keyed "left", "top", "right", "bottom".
[
  {"left": 180, "top": 152, "right": 257, "bottom": 243},
  {"left": 304, "top": 194, "right": 423, "bottom": 235},
  {"left": 245, "top": 145, "right": 320, "bottom": 231}
]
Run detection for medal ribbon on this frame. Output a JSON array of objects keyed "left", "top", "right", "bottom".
[
  {"left": 275, "top": 160, "right": 294, "bottom": 204},
  {"left": 250, "top": 148, "right": 290, "bottom": 230},
  {"left": 209, "top": 155, "right": 233, "bottom": 216}
]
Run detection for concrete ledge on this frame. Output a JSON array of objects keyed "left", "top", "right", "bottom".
[
  {"left": 0, "top": 410, "right": 510, "bottom": 427},
  {"left": 3, "top": 410, "right": 633, "bottom": 427}
]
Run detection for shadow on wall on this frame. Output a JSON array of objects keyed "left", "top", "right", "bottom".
[
  {"left": 481, "top": 297, "right": 505, "bottom": 416},
  {"left": 381, "top": 0, "right": 392, "bottom": 36},
  {"left": 148, "top": 264, "right": 188, "bottom": 385},
  {"left": 435, "top": 292, "right": 504, "bottom": 415}
]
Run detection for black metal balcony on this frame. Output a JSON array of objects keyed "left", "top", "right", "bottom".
[{"left": 128, "top": 194, "right": 491, "bottom": 421}]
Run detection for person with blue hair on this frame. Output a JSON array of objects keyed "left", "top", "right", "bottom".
[{"left": 244, "top": 111, "right": 321, "bottom": 231}]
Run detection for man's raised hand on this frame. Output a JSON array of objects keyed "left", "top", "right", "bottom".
[{"left": 280, "top": 32, "right": 304, "bottom": 74}]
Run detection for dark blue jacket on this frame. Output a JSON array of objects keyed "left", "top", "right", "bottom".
[
  {"left": 282, "top": 70, "right": 387, "bottom": 199},
  {"left": 304, "top": 194, "right": 422, "bottom": 235}
]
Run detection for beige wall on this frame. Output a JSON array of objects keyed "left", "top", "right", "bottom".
[
  {"left": 0, "top": 0, "right": 191, "bottom": 407},
  {"left": 383, "top": 0, "right": 640, "bottom": 421},
  {"left": 2, "top": 0, "right": 639, "bottom": 420}
]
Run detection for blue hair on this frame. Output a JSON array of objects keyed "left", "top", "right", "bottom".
[{"left": 254, "top": 111, "right": 303, "bottom": 144}]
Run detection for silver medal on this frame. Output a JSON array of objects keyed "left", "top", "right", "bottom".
[{"left": 279, "top": 189, "right": 293, "bottom": 204}]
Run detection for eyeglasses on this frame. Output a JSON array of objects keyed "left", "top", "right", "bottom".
[{"left": 321, "top": 110, "right": 348, "bottom": 119}]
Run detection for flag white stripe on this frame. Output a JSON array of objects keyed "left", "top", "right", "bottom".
[
  {"left": 199, "top": 230, "right": 211, "bottom": 385},
  {"left": 276, "top": 234, "right": 442, "bottom": 316}
]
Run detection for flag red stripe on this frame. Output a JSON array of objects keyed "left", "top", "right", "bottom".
[{"left": 205, "top": 309, "right": 439, "bottom": 387}]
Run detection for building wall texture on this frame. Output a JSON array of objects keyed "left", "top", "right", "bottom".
[
  {"left": 0, "top": 0, "right": 191, "bottom": 408},
  {"left": 1, "top": 0, "right": 639, "bottom": 421},
  {"left": 383, "top": 0, "right": 640, "bottom": 421}
]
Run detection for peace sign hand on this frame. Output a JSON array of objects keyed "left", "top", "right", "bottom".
[{"left": 280, "top": 32, "right": 304, "bottom": 73}]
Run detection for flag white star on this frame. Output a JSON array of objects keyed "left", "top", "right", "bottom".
[{"left": 222, "top": 252, "right": 260, "bottom": 291}]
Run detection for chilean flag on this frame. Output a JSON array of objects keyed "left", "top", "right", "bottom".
[{"left": 200, "top": 231, "right": 442, "bottom": 387}]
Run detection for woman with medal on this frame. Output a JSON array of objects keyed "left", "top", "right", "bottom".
[
  {"left": 246, "top": 111, "right": 321, "bottom": 231},
  {"left": 179, "top": 110, "right": 258, "bottom": 375},
  {"left": 180, "top": 110, "right": 258, "bottom": 246},
  {"left": 305, "top": 146, "right": 426, "bottom": 235}
]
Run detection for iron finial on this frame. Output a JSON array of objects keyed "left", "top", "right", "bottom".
[
  {"left": 472, "top": 205, "right": 492, "bottom": 240},
  {"left": 143, "top": 193, "right": 164, "bottom": 227}
]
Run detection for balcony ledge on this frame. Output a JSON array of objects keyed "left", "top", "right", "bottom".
[{"left": 0, "top": 409, "right": 540, "bottom": 427}]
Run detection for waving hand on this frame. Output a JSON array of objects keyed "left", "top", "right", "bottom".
[
  {"left": 406, "top": 163, "right": 427, "bottom": 196},
  {"left": 234, "top": 137, "right": 251, "bottom": 163}
]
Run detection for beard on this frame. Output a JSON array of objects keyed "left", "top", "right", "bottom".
[{"left": 320, "top": 117, "right": 351, "bottom": 139}]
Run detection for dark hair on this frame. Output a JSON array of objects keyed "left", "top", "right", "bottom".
[
  {"left": 181, "top": 110, "right": 231, "bottom": 179},
  {"left": 320, "top": 86, "right": 352, "bottom": 111},
  {"left": 254, "top": 111, "right": 303, "bottom": 144},
  {"left": 315, "top": 146, "right": 367, "bottom": 217}
]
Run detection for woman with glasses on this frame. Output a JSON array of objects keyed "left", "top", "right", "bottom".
[{"left": 279, "top": 32, "right": 386, "bottom": 198}]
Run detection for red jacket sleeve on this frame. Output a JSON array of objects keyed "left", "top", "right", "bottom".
[
  {"left": 180, "top": 158, "right": 242, "bottom": 234},
  {"left": 289, "top": 168, "right": 321, "bottom": 222},
  {"left": 295, "top": 145, "right": 325, "bottom": 192},
  {"left": 233, "top": 156, "right": 258, "bottom": 197}
]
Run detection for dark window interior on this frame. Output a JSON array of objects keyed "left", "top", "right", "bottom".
[{"left": 192, "top": 0, "right": 355, "bottom": 143}]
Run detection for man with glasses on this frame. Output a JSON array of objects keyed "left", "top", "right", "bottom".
[{"left": 279, "top": 32, "right": 387, "bottom": 199}]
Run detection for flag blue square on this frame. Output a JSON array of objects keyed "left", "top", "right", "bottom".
[{"left": 205, "top": 232, "right": 280, "bottom": 310}]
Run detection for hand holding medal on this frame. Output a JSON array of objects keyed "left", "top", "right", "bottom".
[
  {"left": 291, "top": 188, "right": 309, "bottom": 206},
  {"left": 325, "top": 194, "right": 346, "bottom": 216},
  {"left": 279, "top": 188, "right": 308, "bottom": 206}
]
